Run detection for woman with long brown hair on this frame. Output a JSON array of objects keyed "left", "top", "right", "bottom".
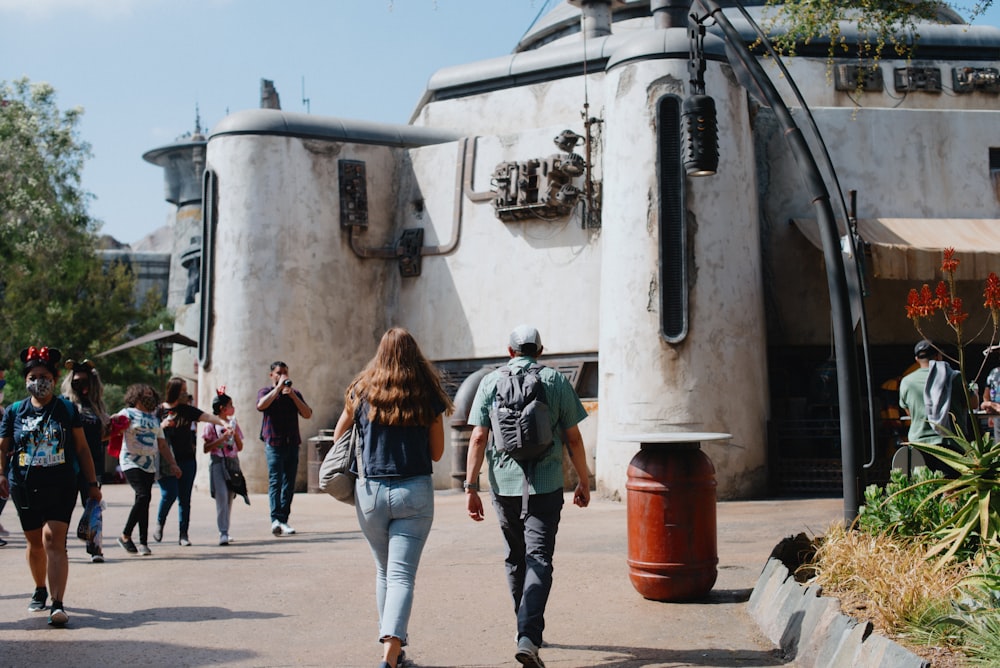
[
  {"left": 333, "top": 327, "right": 453, "bottom": 668},
  {"left": 154, "top": 376, "right": 226, "bottom": 546}
]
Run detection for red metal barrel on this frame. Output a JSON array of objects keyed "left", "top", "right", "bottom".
[{"left": 626, "top": 444, "right": 718, "bottom": 601}]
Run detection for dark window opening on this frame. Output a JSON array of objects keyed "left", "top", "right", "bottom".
[{"left": 657, "top": 95, "right": 687, "bottom": 343}]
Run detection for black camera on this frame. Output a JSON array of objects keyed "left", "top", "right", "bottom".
[{"left": 282, "top": 379, "right": 293, "bottom": 387}]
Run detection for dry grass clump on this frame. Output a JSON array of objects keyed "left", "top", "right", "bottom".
[{"left": 803, "top": 523, "right": 972, "bottom": 635}]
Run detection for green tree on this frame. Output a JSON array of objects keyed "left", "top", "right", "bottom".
[
  {"left": 0, "top": 77, "right": 166, "bottom": 399},
  {"left": 763, "top": 0, "right": 989, "bottom": 64}
]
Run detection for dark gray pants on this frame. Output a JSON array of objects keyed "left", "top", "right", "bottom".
[{"left": 491, "top": 489, "right": 563, "bottom": 646}]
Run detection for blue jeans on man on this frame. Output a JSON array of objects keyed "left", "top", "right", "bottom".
[
  {"left": 266, "top": 444, "right": 299, "bottom": 523},
  {"left": 491, "top": 489, "right": 564, "bottom": 647}
]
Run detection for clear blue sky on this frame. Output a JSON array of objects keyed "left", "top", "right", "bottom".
[
  {"left": 0, "top": 0, "right": 553, "bottom": 244},
  {"left": 2, "top": 0, "right": 998, "bottom": 245}
]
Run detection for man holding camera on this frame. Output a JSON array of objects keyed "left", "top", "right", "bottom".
[{"left": 257, "top": 361, "right": 312, "bottom": 536}]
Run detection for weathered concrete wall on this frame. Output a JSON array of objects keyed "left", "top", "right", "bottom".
[
  {"left": 200, "top": 135, "right": 397, "bottom": 493},
  {"left": 596, "top": 56, "right": 769, "bottom": 500}
]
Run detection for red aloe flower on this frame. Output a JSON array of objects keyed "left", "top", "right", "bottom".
[
  {"left": 941, "top": 247, "right": 959, "bottom": 274},
  {"left": 945, "top": 296, "right": 969, "bottom": 327},
  {"left": 984, "top": 273, "right": 1000, "bottom": 310},
  {"left": 934, "top": 281, "right": 951, "bottom": 310},
  {"left": 985, "top": 272, "right": 1000, "bottom": 328},
  {"left": 905, "top": 284, "right": 937, "bottom": 321}
]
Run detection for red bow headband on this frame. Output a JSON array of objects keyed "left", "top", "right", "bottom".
[
  {"left": 216, "top": 385, "right": 227, "bottom": 396},
  {"left": 20, "top": 345, "right": 62, "bottom": 373}
]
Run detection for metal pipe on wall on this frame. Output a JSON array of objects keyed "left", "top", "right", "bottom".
[{"left": 651, "top": 0, "right": 692, "bottom": 29}]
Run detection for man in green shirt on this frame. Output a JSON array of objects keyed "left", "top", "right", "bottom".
[
  {"left": 898, "top": 339, "right": 966, "bottom": 477},
  {"left": 465, "top": 325, "right": 591, "bottom": 668}
]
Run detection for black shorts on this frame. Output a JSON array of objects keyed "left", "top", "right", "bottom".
[{"left": 9, "top": 465, "right": 78, "bottom": 532}]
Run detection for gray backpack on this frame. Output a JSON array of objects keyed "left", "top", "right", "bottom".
[
  {"left": 490, "top": 364, "right": 553, "bottom": 462},
  {"left": 490, "top": 364, "right": 554, "bottom": 518}
]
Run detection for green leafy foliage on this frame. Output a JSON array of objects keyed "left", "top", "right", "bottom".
[
  {"left": 763, "top": 0, "right": 947, "bottom": 61},
  {"left": 859, "top": 466, "right": 957, "bottom": 538},
  {"left": 0, "top": 77, "right": 170, "bottom": 397},
  {"left": 912, "top": 433, "right": 1000, "bottom": 563},
  {"left": 758, "top": 0, "right": 965, "bottom": 101}
]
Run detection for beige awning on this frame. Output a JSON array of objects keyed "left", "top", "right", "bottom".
[{"left": 791, "top": 217, "right": 1000, "bottom": 280}]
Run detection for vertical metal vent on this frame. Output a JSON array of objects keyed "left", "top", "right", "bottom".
[
  {"left": 658, "top": 96, "right": 688, "bottom": 343},
  {"left": 198, "top": 169, "right": 217, "bottom": 369}
]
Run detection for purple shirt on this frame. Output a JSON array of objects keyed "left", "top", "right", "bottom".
[{"left": 257, "top": 385, "right": 306, "bottom": 447}]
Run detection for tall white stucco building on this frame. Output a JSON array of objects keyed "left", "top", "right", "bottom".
[{"left": 144, "top": 0, "right": 1000, "bottom": 501}]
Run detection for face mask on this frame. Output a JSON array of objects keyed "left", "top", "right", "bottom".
[
  {"left": 0, "top": 378, "right": 6, "bottom": 391},
  {"left": 71, "top": 379, "right": 89, "bottom": 394},
  {"left": 26, "top": 377, "right": 55, "bottom": 400}
]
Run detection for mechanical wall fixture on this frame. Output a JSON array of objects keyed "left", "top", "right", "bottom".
[{"left": 490, "top": 129, "right": 587, "bottom": 222}]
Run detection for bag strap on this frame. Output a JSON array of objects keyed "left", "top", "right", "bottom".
[{"left": 353, "top": 403, "right": 366, "bottom": 481}]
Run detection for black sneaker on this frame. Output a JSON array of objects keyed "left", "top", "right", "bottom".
[
  {"left": 28, "top": 588, "right": 47, "bottom": 612},
  {"left": 118, "top": 536, "right": 138, "bottom": 554}
]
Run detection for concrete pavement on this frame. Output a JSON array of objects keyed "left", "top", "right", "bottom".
[{"left": 0, "top": 484, "right": 842, "bottom": 667}]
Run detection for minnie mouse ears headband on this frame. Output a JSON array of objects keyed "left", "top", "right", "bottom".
[
  {"left": 64, "top": 358, "right": 96, "bottom": 373},
  {"left": 20, "top": 346, "right": 62, "bottom": 375}
]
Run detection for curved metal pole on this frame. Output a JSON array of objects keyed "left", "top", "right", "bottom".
[
  {"left": 696, "top": 0, "right": 862, "bottom": 521},
  {"left": 731, "top": 5, "right": 878, "bottom": 470}
]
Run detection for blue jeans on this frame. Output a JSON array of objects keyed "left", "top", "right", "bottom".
[
  {"left": 157, "top": 459, "right": 197, "bottom": 535},
  {"left": 492, "top": 490, "right": 564, "bottom": 647},
  {"left": 266, "top": 444, "right": 299, "bottom": 523},
  {"left": 355, "top": 475, "right": 434, "bottom": 645}
]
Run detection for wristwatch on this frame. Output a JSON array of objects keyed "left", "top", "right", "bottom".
[
  {"left": 463, "top": 480, "right": 479, "bottom": 492},
  {"left": 88, "top": 481, "right": 99, "bottom": 488}
]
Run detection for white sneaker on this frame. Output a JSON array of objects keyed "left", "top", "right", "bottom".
[
  {"left": 515, "top": 636, "right": 545, "bottom": 668},
  {"left": 219, "top": 533, "right": 230, "bottom": 545},
  {"left": 271, "top": 520, "right": 282, "bottom": 536},
  {"left": 279, "top": 522, "right": 296, "bottom": 535},
  {"left": 48, "top": 606, "right": 69, "bottom": 627}
]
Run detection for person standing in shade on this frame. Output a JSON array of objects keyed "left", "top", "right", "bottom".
[
  {"left": 898, "top": 339, "right": 968, "bottom": 478},
  {"left": 154, "top": 377, "right": 226, "bottom": 546},
  {"left": 257, "top": 361, "right": 312, "bottom": 536},
  {"left": 0, "top": 346, "right": 102, "bottom": 626},
  {"left": 202, "top": 387, "right": 242, "bottom": 546},
  {"left": 60, "top": 358, "right": 110, "bottom": 563},
  {"left": 465, "top": 325, "right": 591, "bottom": 668}
]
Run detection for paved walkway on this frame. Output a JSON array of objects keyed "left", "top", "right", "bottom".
[{"left": 0, "top": 484, "right": 842, "bottom": 667}]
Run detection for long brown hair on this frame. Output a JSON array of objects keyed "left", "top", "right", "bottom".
[
  {"left": 345, "top": 327, "right": 454, "bottom": 426},
  {"left": 164, "top": 376, "right": 186, "bottom": 404}
]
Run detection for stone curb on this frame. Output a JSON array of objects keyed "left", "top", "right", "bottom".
[{"left": 748, "top": 556, "right": 931, "bottom": 668}]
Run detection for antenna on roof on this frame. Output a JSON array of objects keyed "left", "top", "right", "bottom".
[{"left": 301, "top": 76, "right": 311, "bottom": 114}]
